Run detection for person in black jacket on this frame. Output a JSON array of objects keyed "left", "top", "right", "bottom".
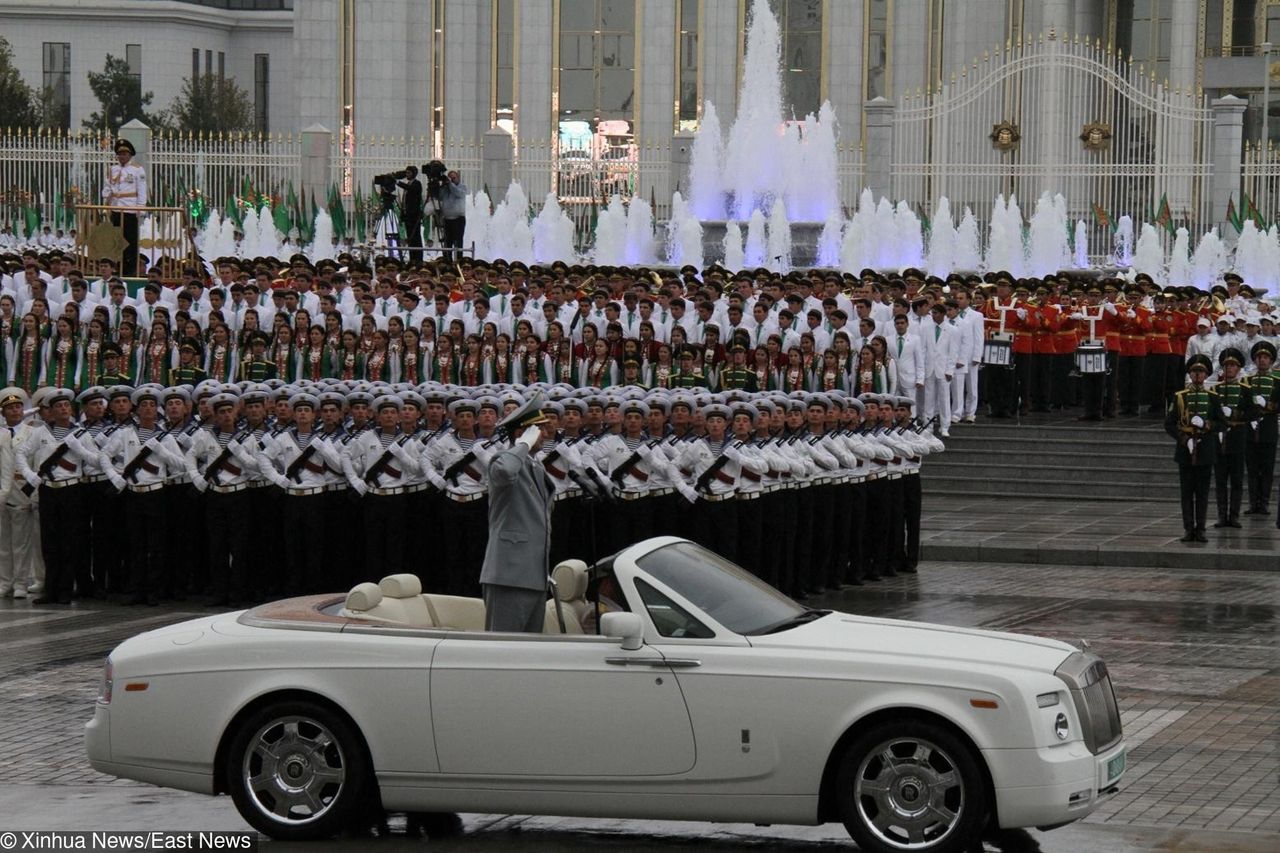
[
  {"left": 1165, "top": 354, "right": 1224, "bottom": 543},
  {"left": 397, "top": 166, "right": 423, "bottom": 263}
]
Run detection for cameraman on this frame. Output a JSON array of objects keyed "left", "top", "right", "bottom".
[
  {"left": 398, "top": 166, "right": 423, "bottom": 262},
  {"left": 440, "top": 169, "right": 468, "bottom": 263}
]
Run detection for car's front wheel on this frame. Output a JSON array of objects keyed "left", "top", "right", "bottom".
[
  {"left": 835, "top": 718, "right": 987, "bottom": 853},
  {"left": 226, "top": 700, "right": 371, "bottom": 840}
]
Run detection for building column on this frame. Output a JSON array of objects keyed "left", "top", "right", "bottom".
[
  {"left": 1211, "top": 96, "right": 1247, "bottom": 238},
  {"left": 826, "top": 0, "right": 863, "bottom": 146},
  {"left": 701, "top": 0, "right": 741, "bottom": 127},
  {"left": 301, "top": 124, "right": 334, "bottom": 211},
  {"left": 292, "top": 0, "right": 340, "bottom": 134},
  {"left": 863, "top": 97, "right": 895, "bottom": 200},
  {"left": 482, "top": 126, "right": 514, "bottom": 199}
]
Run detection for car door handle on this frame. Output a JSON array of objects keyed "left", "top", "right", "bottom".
[{"left": 605, "top": 657, "right": 701, "bottom": 668}]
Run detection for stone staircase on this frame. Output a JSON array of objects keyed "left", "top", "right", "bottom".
[{"left": 921, "top": 419, "right": 1177, "bottom": 503}]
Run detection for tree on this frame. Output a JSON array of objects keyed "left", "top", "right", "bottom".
[
  {"left": 0, "top": 36, "right": 41, "bottom": 128},
  {"left": 156, "top": 73, "right": 255, "bottom": 134},
  {"left": 83, "top": 54, "right": 156, "bottom": 133}
]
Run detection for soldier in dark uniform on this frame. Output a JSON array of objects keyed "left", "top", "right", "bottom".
[
  {"left": 1243, "top": 341, "right": 1278, "bottom": 517},
  {"left": 240, "top": 332, "right": 278, "bottom": 382},
  {"left": 95, "top": 343, "right": 134, "bottom": 387},
  {"left": 719, "top": 345, "right": 757, "bottom": 391},
  {"left": 1212, "top": 348, "right": 1248, "bottom": 528},
  {"left": 173, "top": 339, "right": 210, "bottom": 386},
  {"left": 1165, "top": 354, "right": 1223, "bottom": 543}
]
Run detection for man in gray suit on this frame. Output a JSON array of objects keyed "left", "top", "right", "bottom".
[{"left": 480, "top": 393, "right": 556, "bottom": 632}]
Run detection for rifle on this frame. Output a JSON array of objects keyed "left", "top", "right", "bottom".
[
  {"left": 609, "top": 440, "right": 657, "bottom": 486},
  {"left": 695, "top": 439, "right": 743, "bottom": 494},
  {"left": 22, "top": 427, "right": 88, "bottom": 496},
  {"left": 204, "top": 428, "right": 253, "bottom": 485},
  {"left": 121, "top": 424, "right": 174, "bottom": 484},
  {"left": 913, "top": 415, "right": 941, "bottom": 434},
  {"left": 283, "top": 435, "right": 322, "bottom": 483},
  {"left": 443, "top": 449, "right": 480, "bottom": 485},
  {"left": 364, "top": 433, "right": 409, "bottom": 486}
]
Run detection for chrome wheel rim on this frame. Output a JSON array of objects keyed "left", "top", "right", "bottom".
[
  {"left": 242, "top": 715, "right": 346, "bottom": 824},
  {"left": 854, "top": 736, "right": 964, "bottom": 849}
]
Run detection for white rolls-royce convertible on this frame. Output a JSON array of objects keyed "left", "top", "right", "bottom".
[{"left": 86, "top": 537, "right": 1125, "bottom": 852}]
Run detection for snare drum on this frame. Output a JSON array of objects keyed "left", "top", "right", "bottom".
[
  {"left": 1074, "top": 342, "right": 1107, "bottom": 374},
  {"left": 982, "top": 334, "right": 1014, "bottom": 367}
]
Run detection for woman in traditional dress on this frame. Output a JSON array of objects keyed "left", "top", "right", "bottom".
[
  {"left": 41, "top": 316, "right": 81, "bottom": 390},
  {"left": 205, "top": 322, "right": 238, "bottom": 382},
  {"left": 10, "top": 313, "right": 44, "bottom": 393}
]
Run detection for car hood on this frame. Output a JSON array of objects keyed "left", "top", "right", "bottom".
[{"left": 749, "top": 611, "right": 1076, "bottom": 674}]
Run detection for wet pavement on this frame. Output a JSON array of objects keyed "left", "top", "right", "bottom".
[{"left": 0, "top": 559, "right": 1276, "bottom": 851}]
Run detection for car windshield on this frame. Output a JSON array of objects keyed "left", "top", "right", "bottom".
[{"left": 634, "top": 542, "right": 805, "bottom": 636}]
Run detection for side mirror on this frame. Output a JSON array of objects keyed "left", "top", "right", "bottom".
[{"left": 600, "top": 612, "right": 644, "bottom": 651}]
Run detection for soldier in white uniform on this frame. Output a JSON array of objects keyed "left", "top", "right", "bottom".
[
  {"left": 0, "top": 388, "right": 38, "bottom": 598},
  {"left": 671, "top": 403, "right": 764, "bottom": 563},
  {"left": 421, "top": 398, "right": 496, "bottom": 596},
  {"left": 102, "top": 139, "right": 148, "bottom": 275},
  {"left": 589, "top": 399, "right": 677, "bottom": 554},
  {"left": 342, "top": 394, "right": 420, "bottom": 580}
]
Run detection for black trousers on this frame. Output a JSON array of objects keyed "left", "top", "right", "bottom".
[
  {"left": 791, "top": 487, "right": 815, "bottom": 597},
  {"left": 692, "top": 497, "right": 738, "bottom": 564},
  {"left": 736, "top": 495, "right": 764, "bottom": 581},
  {"left": 862, "top": 478, "right": 889, "bottom": 579},
  {"left": 246, "top": 485, "right": 281, "bottom": 596},
  {"left": 902, "top": 473, "right": 922, "bottom": 569},
  {"left": 363, "top": 492, "right": 408, "bottom": 582},
  {"left": 605, "top": 495, "right": 654, "bottom": 555},
  {"left": 402, "top": 215, "right": 423, "bottom": 263},
  {"left": 442, "top": 216, "right": 466, "bottom": 262},
  {"left": 550, "top": 495, "right": 590, "bottom": 568},
  {"left": 127, "top": 488, "right": 168, "bottom": 598},
  {"left": 39, "top": 482, "right": 86, "bottom": 601},
  {"left": 322, "top": 488, "right": 355, "bottom": 589},
  {"left": 166, "top": 483, "right": 202, "bottom": 595},
  {"left": 111, "top": 211, "right": 140, "bottom": 275},
  {"left": 283, "top": 492, "right": 326, "bottom": 595},
  {"left": 1014, "top": 355, "right": 1032, "bottom": 412},
  {"left": 758, "top": 490, "right": 784, "bottom": 589},
  {"left": 826, "top": 483, "right": 851, "bottom": 588},
  {"left": 845, "top": 482, "right": 865, "bottom": 583},
  {"left": 987, "top": 365, "right": 1015, "bottom": 416},
  {"left": 442, "top": 496, "right": 488, "bottom": 597},
  {"left": 403, "top": 488, "right": 435, "bottom": 586},
  {"left": 808, "top": 484, "right": 835, "bottom": 591},
  {"left": 883, "top": 476, "right": 905, "bottom": 574},
  {"left": 1178, "top": 464, "right": 1212, "bottom": 532},
  {"left": 648, "top": 492, "right": 680, "bottom": 540},
  {"left": 87, "top": 480, "right": 124, "bottom": 593},
  {"left": 206, "top": 490, "right": 251, "bottom": 602},
  {"left": 1050, "top": 353, "right": 1074, "bottom": 408},
  {"left": 1103, "top": 351, "right": 1118, "bottom": 416},
  {"left": 1030, "top": 353, "right": 1051, "bottom": 409},
  {"left": 1246, "top": 441, "right": 1276, "bottom": 512},
  {"left": 1215, "top": 452, "right": 1245, "bottom": 522},
  {"left": 1081, "top": 372, "right": 1105, "bottom": 418},
  {"left": 1117, "top": 355, "right": 1144, "bottom": 413}
]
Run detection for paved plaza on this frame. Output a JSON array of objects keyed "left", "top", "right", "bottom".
[{"left": 0, "top": 559, "right": 1275, "bottom": 851}]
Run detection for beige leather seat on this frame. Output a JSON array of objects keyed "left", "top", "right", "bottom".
[
  {"left": 423, "top": 595, "right": 487, "bottom": 631},
  {"left": 544, "top": 560, "right": 590, "bottom": 634},
  {"left": 378, "top": 574, "right": 436, "bottom": 627},
  {"left": 342, "top": 582, "right": 417, "bottom": 625}
]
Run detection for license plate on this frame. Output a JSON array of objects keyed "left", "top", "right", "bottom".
[{"left": 1106, "top": 750, "right": 1126, "bottom": 782}]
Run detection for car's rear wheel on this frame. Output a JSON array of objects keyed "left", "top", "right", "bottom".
[
  {"left": 226, "top": 700, "right": 370, "bottom": 840},
  {"left": 835, "top": 719, "right": 987, "bottom": 853}
]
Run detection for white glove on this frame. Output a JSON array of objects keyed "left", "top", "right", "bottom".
[
  {"left": 1190, "top": 415, "right": 1205, "bottom": 428},
  {"left": 1070, "top": 312, "right": 1085, "bottom": 320},
  {"left": 108, "top": 473, "right": 126, "bottom": 493},
  {"left": 23, "top": 472, "right": 40, "bottom": 490},
  {"left": 192, "top": 476, "right": 208, "bottom": 493},
  {"left": 269, "top": 471, "right": 289, "bottom": 489},
  {"left": 349, "top": 478, "right": 368, "bottom": 496},
  {"left": 1186, "top": 438, "right": 1196, "bottom": 455},
  {"left": 517, "top": 425, "right": 541, "bottom": 450},
  {"left": 722, "top": 443, "right": 741, "bottom": 461},
  {"left": 1254, "top": 395, "right": 1267, "bottom": 407},
  {"left": 1220, "top": 406, "right": 1232, "bottom": 419},
  {"left": 1251, "top": 420, "right": 1260, "bottom": 430},
  {"left": 1015, "top": 308, "right": 1027, "bottom": 320},
  {"left": 1103, "top": 301, "right": 1118, "bottom": 315},
  {"left": 144, "top": 435, "right": 162, "bottom": 450},
  {"left": 677, "top": 483, "right": 698, "bottom": 504}
]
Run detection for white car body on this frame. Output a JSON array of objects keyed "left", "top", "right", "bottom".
[{"left": 86, "top": 538, "right": 1124, "bottom": 848}]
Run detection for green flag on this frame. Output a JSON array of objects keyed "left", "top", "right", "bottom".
[
  {"left": 354, "top": 185, "right": 366, "bottom": 243},
  {"left": 1226, "top": 194, "right": 1242, "bottom": 233},
  {"left": 23, "top": 204, "right": 40, "bottom": 239},
  {"left": 52, "top": 191, "right": 63, "bottom": 230},
  {"left": 327, "top": 183, "right": 346, "bottom": 240},
  {"left": 1153, "top": 192, "right": 1173, "bottom": 235}
]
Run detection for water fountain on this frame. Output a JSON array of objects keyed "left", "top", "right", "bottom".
[
  {"left": 463, "top": 191, "right": 491, "bottom": 260},
  {"left": 924, "top": 197, "right": 956, "bottom": 277},
  {"left": 816, "top": 212, "right": 843, "bottom": 269},
  {"left": 1189, "top": 227, "right": 1226, "bottom": 288},
  {"left": 1073, "top": 220, "right": 1089, "bottom": 269},
  {"left": 665, "top": 192, "right": 704, "bottom": 269},
  {"left": 985, "top": 195, "right": 1025, "bottom": 276},
  {"left": 893, "top": 201, "right": 925, "bottom": 271},
  {"left": 1026, "top": 192, "right": 1069, "bottom": 276},
  {"left": 240, "top": 207, "right": 261, "bottom": 259},
  {"left": 257, "top": 205, "right": 280, "bottom": 259},
  {"left": 1113, "top": 215, "right": 1134, "bottom": 268},
  {"left": 309, "top": 209, "right": 334, "bottom": 262},
  {"left": 722, "top": 221, "right": 744, "bottom": 270},
  {"left": 624, "top": 195, "right": 656, "bottom": 265},
  {"left": 1129, "top": 223, "right": 1164, "bottom": 281},
  {"left": 955, "top": 206, "right": 982, "bottom": 272},
  {"left": 838, "top": 189, "right": 875, "bottom": 273},
  {"left": 592, "top": 195, "right": 627, "bottom": 265},
  {"left": 488, "top": 183, "right": 534, "bottom": 264},
  {"left": 1167, "top": 227, "right": 1193, "bottom": 284},
  {"left": 688, "top": 103, "right": 726, "bottom": 221},
  {"left": 766, "top": 198, "right": 792, "bottom": 272},
  {"left": 743, "top": 210, "right": 768, "bottom": 268},
  {"left": 531, "top": 192, "right": 577, "bottom": 264},
  {"left": 871, "top": 198, "right": 898, "bottom": 270}
]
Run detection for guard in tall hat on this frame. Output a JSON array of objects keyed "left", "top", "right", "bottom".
[
  {"left": 1165, "top": 354, "right": 1224, "bottom": 543},
  {"left": 254, "top": 392, "right": 345, "bottom": 595},
  {"left": 15, "top": 388, "right": 96, "bottom": 604},
  {"left": 97, "top": 386, "right": 186, "bottom": 605},
  {"left": 342, "top": 394, "right": 417, "bottom": 584},
  {"left": 102, "top": 138, "right": 147, "bottom": 275},
  {"left": 1213, "top": 347, "right": 1250, "bottom": 528},
  {"left": 421, "top": 398, "right": 494, "bottom": 596},
  {"left": 187, "top": 392, "right": 256, "bottom": 606},
  {"left": 479, "top": 391, "right": 556, "bottom": 633},
  {"left": 1242, "top": 340, "right": 1279, "bottom": 518}
]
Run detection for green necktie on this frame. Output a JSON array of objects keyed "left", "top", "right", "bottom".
[
  {"left": 897, "top": 336, "right": 903, "bottom": 356},
  {"left": 934, "top": 326, "right": 941, "bottom": 342}
]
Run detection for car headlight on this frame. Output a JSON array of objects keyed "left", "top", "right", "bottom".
[
  {"left": 1054, "top": 712, "right": 1070, "bottom": 740},
  {"left": 99, "top": 658, "right": 113, "bottom": 705}
]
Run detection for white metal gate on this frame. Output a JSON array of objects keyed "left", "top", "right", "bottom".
[{"left": 893, "top": 30, "right": 1215, "bottom": 263}]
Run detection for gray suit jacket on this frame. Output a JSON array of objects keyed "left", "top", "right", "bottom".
[{"left": 479, "top": 443, "right": 554, "bottom": 591}]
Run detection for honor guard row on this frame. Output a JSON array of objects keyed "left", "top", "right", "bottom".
[{"left": 0, "top": 375, "right": 946, "bottom": 608}]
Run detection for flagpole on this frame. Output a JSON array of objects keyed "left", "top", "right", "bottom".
[{"left": 1263, "top": 42, "right": 1273, "bottom": 151}]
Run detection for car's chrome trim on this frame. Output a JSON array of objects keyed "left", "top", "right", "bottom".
[{"left": 604, "top": 657, "right": 702, "bottom": 668}]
